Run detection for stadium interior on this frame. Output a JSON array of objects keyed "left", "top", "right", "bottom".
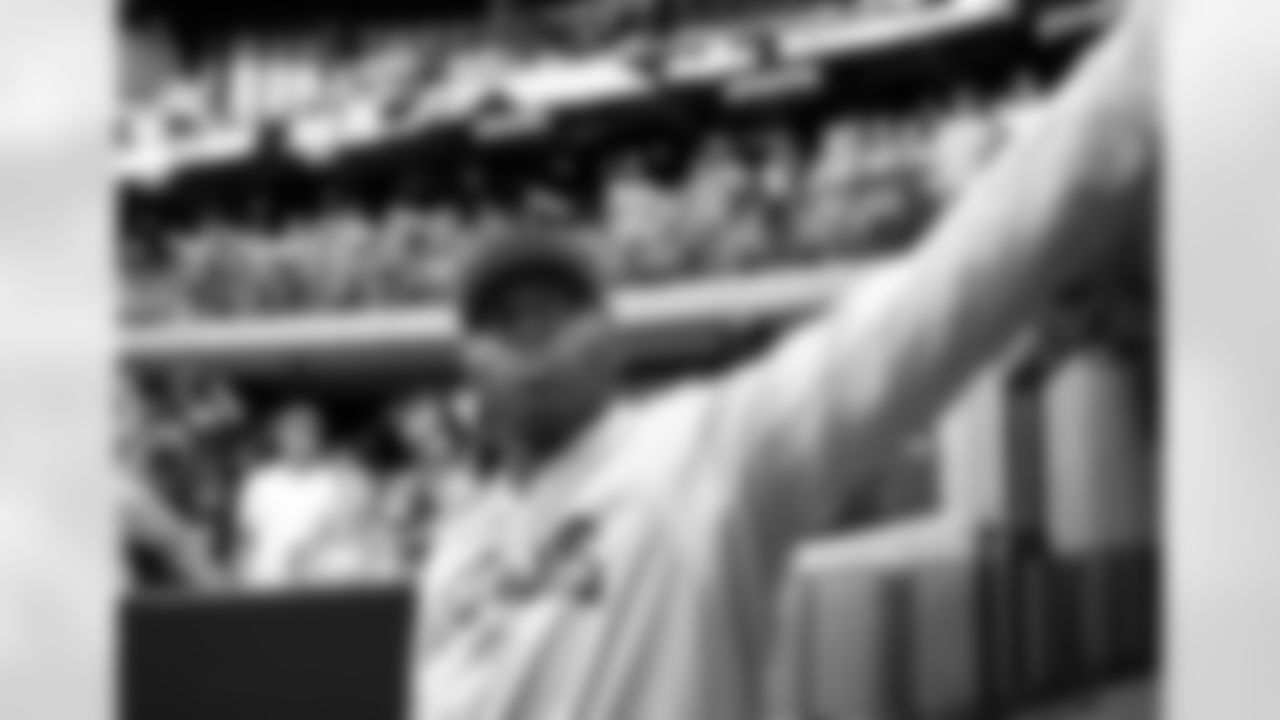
[{"left": 118, "top": 0, "right": 1158, "bottom": 717}]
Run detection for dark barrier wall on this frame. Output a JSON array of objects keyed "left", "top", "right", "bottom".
[{"left": 120, "top": 586, "right": 414, "bottom": 720}]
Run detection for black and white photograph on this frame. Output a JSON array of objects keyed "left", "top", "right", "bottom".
[{"left": 117, "top": 0, "right": 1161, "bottom": 718}]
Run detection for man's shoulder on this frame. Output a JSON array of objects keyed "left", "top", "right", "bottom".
[
  {"left": 242, "top": 463, "right": 320, "bottom": 502},
  {"left": 244, "top": 463, "right": 297, "bottom": 487},
  {"left": 624, "top": 377, "right": 715, "bottom": 424},
  {"left": 612, "top": 378, "right": 725, "bottom": 461}
]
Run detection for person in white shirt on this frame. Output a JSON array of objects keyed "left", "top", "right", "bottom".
[
  {"left": 418, "top": 3, "right": 1159, "bottom": 719},
  {"left": 235, "top": 403, "right": 370, "bottom": 588}
]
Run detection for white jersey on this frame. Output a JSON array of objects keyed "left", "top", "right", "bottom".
[
  {"left": 236, "top": 461, "right": 362, "bottom": 587},
  {"left": 416, "top": 9, "right": 1157, "bottom": 720}
]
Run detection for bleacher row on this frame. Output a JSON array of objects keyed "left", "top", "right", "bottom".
[
  {"left": 119, "top": 1, "right": 1017, "bottom": 186},
  {"left": 119, "top": 0, "right": 1102, "bottom": 337}
]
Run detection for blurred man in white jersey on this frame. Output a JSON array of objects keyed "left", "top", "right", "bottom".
[
  {"left": 417, "top": 2, "right": 1160, "bottom": 719},
  {"left": 236, "top": 404, "right": 369, "bottom": 587}
]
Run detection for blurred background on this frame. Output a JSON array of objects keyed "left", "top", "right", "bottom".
[{"left": 117, "top": 0, "right": 1158, "bottom": 717}]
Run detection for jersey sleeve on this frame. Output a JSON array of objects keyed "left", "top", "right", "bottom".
[{"left": 703, "top": 3, "right": 1160, "bottom": 554}]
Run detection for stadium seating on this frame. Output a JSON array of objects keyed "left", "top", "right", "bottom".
[
  {"left": 119, "top": 0, "right": 1070, "bottom": 331},
  {"left": 118, "top": 4, "right": 1156, "bottom": 718}
]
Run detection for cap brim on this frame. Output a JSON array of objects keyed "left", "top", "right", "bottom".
[{"left": 459, "top": 245, "right": 602, "bottom": 328}]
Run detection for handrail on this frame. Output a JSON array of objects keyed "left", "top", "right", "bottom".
[{"left": 122, "top": 261, "right": 886, "bottom": 368}]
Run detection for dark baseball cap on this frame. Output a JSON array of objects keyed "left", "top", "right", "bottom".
[{"left": 456, "top": 228, "right": 605, "bottom": 330}]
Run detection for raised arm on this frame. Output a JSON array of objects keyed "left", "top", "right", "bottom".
[
  {"left": 121, "top": 473, "right": 226, "bottom": 589},
  {"left": 706, "top": 2, "right": 1161, "bottom": 545}
]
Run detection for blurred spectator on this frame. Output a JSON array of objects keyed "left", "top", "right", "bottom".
[
  {"left": 121, "top": 463, "right": 229, "bottom": 592},
  {"left": 855, "top": 118, "right": 934, "bottom": 252},
  {"left": 235, "top": 403, "right": 377, "bottom": 587},
  {"left": 926, "top": 95, "right": 1002, "bottom": 202},
  {"left": 159, "top": 374, "right": 250, "bottom": 559},
  {"left": 679, "top": 134, "right": 772, "bottom": 270},
  {"left": 364, "top": 205, "right": 428, "bottom": 305},
  {"left": 754, "top": 125, "right": 806, "bottom": 234},
  {"left": 269, "top": 221, "right": 320, "bottom": 311},
  {"left": 416, "top": 206, "right": 474, "bottom": 296},
  {"left": 117, "top": 379, "right": 228, "bottom": 591},
  {"left": 117, "top": 371, "right": 504, "bottom": 593},
  {"left": 171, "top": 371, "right": 245, "bottom": 434},
  {"left": 387, "top": 394, "right": 481, "bottom": 562},
  {"left": 792, "top": 116, "right": 864, "bottom": 256},
  {"left": 311, "top": 209, "right": 374, "bottom": 309},
  {"left": 122, "top": 266, "right": 188, "bottom": 325},
  {"left": 601, "top": 151, "right": 683, "bottom": 279}
]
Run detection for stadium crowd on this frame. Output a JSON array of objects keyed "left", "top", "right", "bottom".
[
  {"left": 118, "top": 236, "right": 1151, "bottom": 597},
  {"left": 119, "top": 363, "right": 949, "bottom": 593},
  {"left": 116, "top": 68, "right": 1067, "bottom": 595},
  {"left": 117, "top": 0, "right": 1138, "bottom": 600},
  {"left": 121, "top": 87, "right": 1040, "bottom": 326},
  {"left": 119, "top": 371, "right": 481, "bottom": 590},
  {"left": 122, "top": 0, "right": 943, "bottom": 137}
]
